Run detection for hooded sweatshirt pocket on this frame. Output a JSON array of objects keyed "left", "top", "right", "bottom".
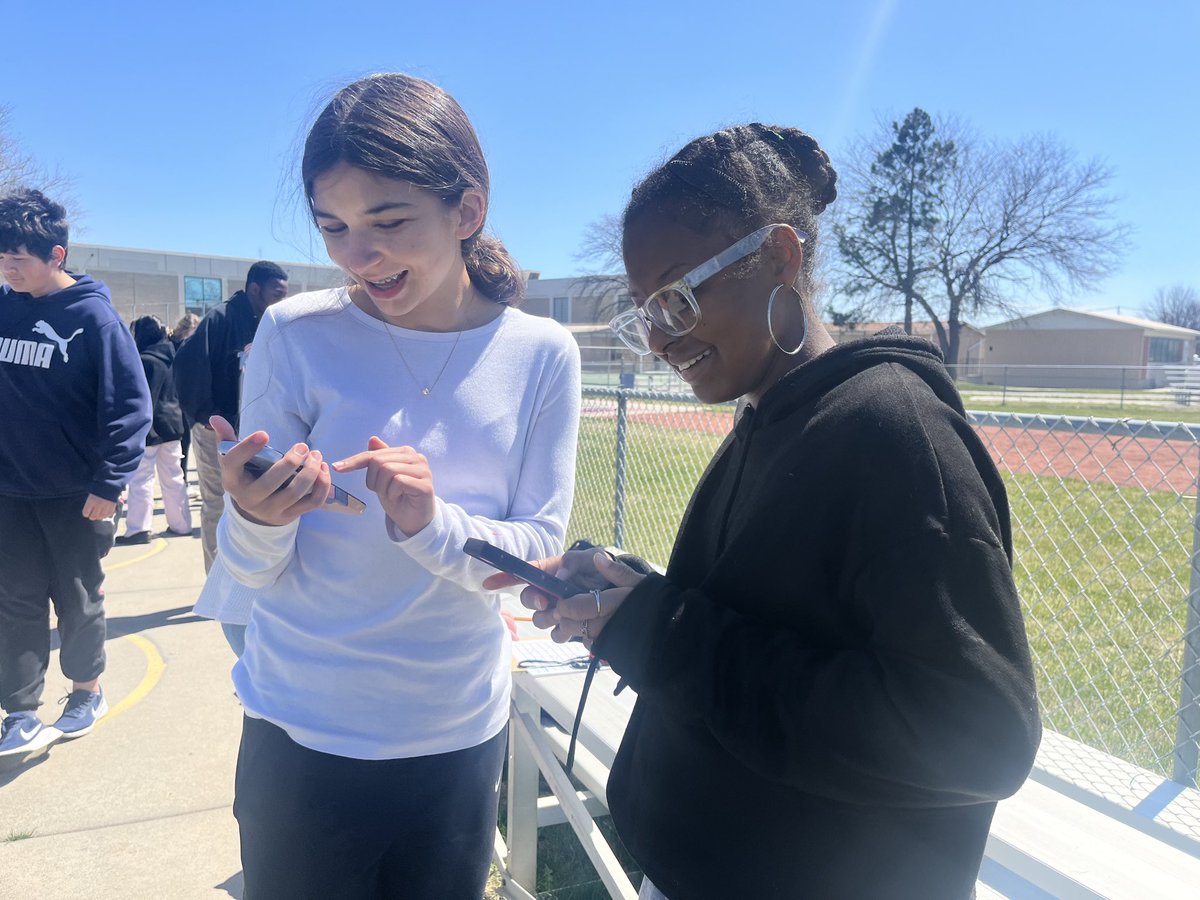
[{"left": 0, "top": 417, "right": 94, "bottom": 497}]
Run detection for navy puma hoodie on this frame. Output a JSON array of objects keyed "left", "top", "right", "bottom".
[{"left": 0, "top": 275, "right": 151, "bottom": 501}]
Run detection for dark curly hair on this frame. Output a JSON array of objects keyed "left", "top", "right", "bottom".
[
  {"left": 302, "top": 73, "right": 524, "bottom": 305},
  {"left": 623, "top": 123, "right": 838, "bottom": 289},
  {"left": 0, "top": 188, "right": 69, "bottom": 264}
]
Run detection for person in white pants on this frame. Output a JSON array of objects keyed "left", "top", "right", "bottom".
[
  {"left": 117, "top": 316, "right": 192, "bottom": 545},
  {"left": 123, "top": 442, "right": 191, "bottom": 538}
]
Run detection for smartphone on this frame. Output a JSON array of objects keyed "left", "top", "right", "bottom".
[
  {"left": 463, "top": 538, "right": 580, "bottom": 599},
  {"left": 218, "top": 440, "right": 366, "bottom": 515}
]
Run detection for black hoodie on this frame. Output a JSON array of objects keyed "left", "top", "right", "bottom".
[
  {"left": 173, "top": 290, "right": 263, "bottom": 431},
  {"left": 593, "top": 332, "right": 1041, "bottom": 900},
  {"left": 140, "top": 339, "right": 185, "bottom": 445}
]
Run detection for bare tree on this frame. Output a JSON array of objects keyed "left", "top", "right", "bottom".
[
  {"left": 832, "top": 109, "right": 1129, "bottom": 366},
  {"left": 833, "top": 109, "right": 955, "bottom": 333},
  {"left": 572, "top": 212, "right": 630, "bottom": 323},
  {"left": 0, "top": 106, "right": 75, "bottom": 205},
  {"left": 1144, "top": 284, "right": 1200, "bottom": 331}
]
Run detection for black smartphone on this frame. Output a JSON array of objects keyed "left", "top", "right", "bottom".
[
  {"left": 463, "top": 538, "right": 580, "bottom": 599},
  {"left": 218, "top": 440, "right": 366, "bottom": 515}
]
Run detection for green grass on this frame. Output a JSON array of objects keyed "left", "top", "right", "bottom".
[
  {"left": 567, "top": 417, "right": 728, "bottom": 562},
  {"left": 539, "top": 399, "right": 1195, "bottom": 895},
  {"left": 496, "top": 761, "right": 643, "bottom": 897},
  {"left": 566, "top": 409, "right": 1195, "bottom": 778},
  {"left": 3, "top": 829, "right": 36, "bottom": 842},
  {"left": 955, "top": 383, "right": 1200, "bottom": 423},
  {"left": 1007, "top": 473, "right": 1192, "bottom": 774}
]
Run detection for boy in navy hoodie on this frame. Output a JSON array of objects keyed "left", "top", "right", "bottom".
[{"left": 0, "top": 189, "right": 151, "bottom": 761}]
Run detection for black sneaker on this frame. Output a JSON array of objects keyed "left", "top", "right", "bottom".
[{"left": 115, "top": 531, "right": 151, "bottom": 545}]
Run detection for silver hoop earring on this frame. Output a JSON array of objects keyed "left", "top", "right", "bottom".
[{"left": 767, "top": 284, "right": 808, "bottom": 356}]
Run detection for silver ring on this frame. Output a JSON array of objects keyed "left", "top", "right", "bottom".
[
  {"left": 592, "top": 588, "right": 603, "bottom": 616},
  {"left": 581, "top": 619, "right": 591, "bottom": 640}
]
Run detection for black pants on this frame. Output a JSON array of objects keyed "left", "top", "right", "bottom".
[
  {"left": 180, "top": 417, "right": 191, "bottom": 477},
  {"left": 0, "top": 494, "right": 113, "bottom": 712},
  {"left": 234, "top": 715, "right": 507, "bottom": 900}
]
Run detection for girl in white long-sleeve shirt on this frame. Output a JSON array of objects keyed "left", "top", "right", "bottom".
[{"left": 208, "top": 73, "right": 580, "bottom": 900}]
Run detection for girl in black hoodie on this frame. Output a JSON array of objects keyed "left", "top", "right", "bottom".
[
  {"left": 494, "top": 125, "right": 1041, "bottom": 899},
  {"left": 117, "top": 316, "right": 192, "bottom": 543}
]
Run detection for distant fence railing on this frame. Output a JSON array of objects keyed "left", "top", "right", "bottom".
[
  {"left": 949, "top": 362, "right": 1181, "bottom": 390},
  {"left": 582, "top": 360, "right": 1200, "bottom": 408},
  {"left": 568, "top": 387, "right": 1200, "bottom": 786}
]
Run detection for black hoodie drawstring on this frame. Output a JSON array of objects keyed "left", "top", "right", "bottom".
[{"left": 565, "top": 651, "right": 602, "bottom": 776}]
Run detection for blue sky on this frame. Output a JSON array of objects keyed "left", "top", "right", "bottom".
[{"left": 4, "top": 0, "right": 1196, "bottom": 323}]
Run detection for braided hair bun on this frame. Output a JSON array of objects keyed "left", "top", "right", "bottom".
[{"left": 624, "top": 122, "right": 839, "bottom": 283}]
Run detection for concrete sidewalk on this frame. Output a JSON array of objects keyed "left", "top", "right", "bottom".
[{"left": 0, "top": 495, "right": 245, "bottom": 898}]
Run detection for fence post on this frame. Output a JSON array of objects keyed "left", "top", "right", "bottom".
[
  {"left": 613, "top": 387, "right": 630, "bottom": 548},
  {"left": 1175, "top": 486, "right": 1200, "bottom": 786},
  {"left": 1120, "top": 367, "right": 1126, "bottom": 410},
  {"left": 1002, "top": 366, "right": 1008, "bottom": 406}
]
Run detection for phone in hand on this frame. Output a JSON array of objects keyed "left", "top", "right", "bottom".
[
  {"left": 463, "top": 538, "right": 580, "bottom": 599},
  {"left": 218, "top": 440, "right": 366, "bottom": 515}
]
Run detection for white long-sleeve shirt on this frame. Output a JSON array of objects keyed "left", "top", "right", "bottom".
[{"left": 216, "top": 287, "right": 580, "bottom": 759}]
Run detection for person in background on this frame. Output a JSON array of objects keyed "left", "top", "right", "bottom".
[
  {"left": 0, "top": 188, "right": 151, "bottom": 760},
  {"left": 494, "top": 123, "right": 1041, "bottom": 900},
  {"left": 169, "top": 312, "right": 200, "bottom": 478},
  {"left": 203, "top": 73, "right": 580, "bottom": 899},
  {"left": 116, "top": 315, "right": 192, "bottom": 545},
  {"left": 174, "top": 261, "right": 288, "bottom": 573}
]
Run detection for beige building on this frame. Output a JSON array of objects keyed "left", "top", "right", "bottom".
[
  {"left": 523, "top": 274, "right": 633, "bottom": 374},
  {"left": 69, "top": 246, "right": 648, "bottom": 378},
  {"left": 70, "top": 242, "right": 347, "bottom": 327},
  {"left": 827, "top": 320, "right": 986, "bottom": 370},
  {"left": 981, "top": 309, "right": 1200, "bottom": 388},
  {"left": 71, "top": 245, "right": 631, "bottom": 335},
  {"left": 521, "top": 273, "right": 627, "bottom": 324}
]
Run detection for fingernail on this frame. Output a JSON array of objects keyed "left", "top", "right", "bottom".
[
  {"left": 311, "top": 450, "right": 322, "bottom": 462},
  {"left": 295, "top": 443, "right": 309, "bottom": 454}
]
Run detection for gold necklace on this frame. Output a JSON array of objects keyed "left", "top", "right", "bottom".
[{"left": 380, "top": 320, "right": 464, "bottom": 396}]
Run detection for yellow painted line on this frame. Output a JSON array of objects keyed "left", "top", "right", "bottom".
[
  {"left": 96, "top": 633, "right": 165, "bottom": 729},
  {"left": 105, "top": 537, "right": 168, "bottom": 570}
]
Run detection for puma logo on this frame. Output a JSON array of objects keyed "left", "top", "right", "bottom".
[{"left": 32, "top": 320, "right": 84, "bottom": 362}]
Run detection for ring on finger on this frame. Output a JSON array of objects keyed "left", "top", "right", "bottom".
[{"left": 592, "top": 588, "right": 602, "bottom": 617}]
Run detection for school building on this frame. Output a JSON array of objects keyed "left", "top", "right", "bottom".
[
  {"left": 980, "top": 308, "right": 1200, "bottom": 388},
  {"left": 69, "top": 244, "right": 630, "bottom": 335},
  {"left": 69, "top": 242, "right": 348, "bottom": 327}
]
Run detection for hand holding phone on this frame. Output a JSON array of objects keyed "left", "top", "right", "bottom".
[
  {"left": 463, "top": 538, "right": 580, "bottom": 599},
  {"left": 218, "top": 440, "right": 366, "bottom": 515}
]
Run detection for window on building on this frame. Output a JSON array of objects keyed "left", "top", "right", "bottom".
[
  {"left": 1149, "top": 337, "right": 1184, "bottom": 363},
  {"left": 184, "top": 276, "right": 224, "bottom": 314},
  {"left": 552, "top": 296, "right": 571, "bottom": 323}
]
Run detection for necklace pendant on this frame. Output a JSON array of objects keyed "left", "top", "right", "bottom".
[{"left": 421, "top": 387, "right": 432, "bottom": 396}]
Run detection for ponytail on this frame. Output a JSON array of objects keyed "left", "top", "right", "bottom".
[{"left": 463, "top": 233, "right": 525, "bottom": 305}]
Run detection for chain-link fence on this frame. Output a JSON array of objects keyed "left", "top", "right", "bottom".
[{"left": 566, "top": 387, "right": 1200, "bottom": 787}]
